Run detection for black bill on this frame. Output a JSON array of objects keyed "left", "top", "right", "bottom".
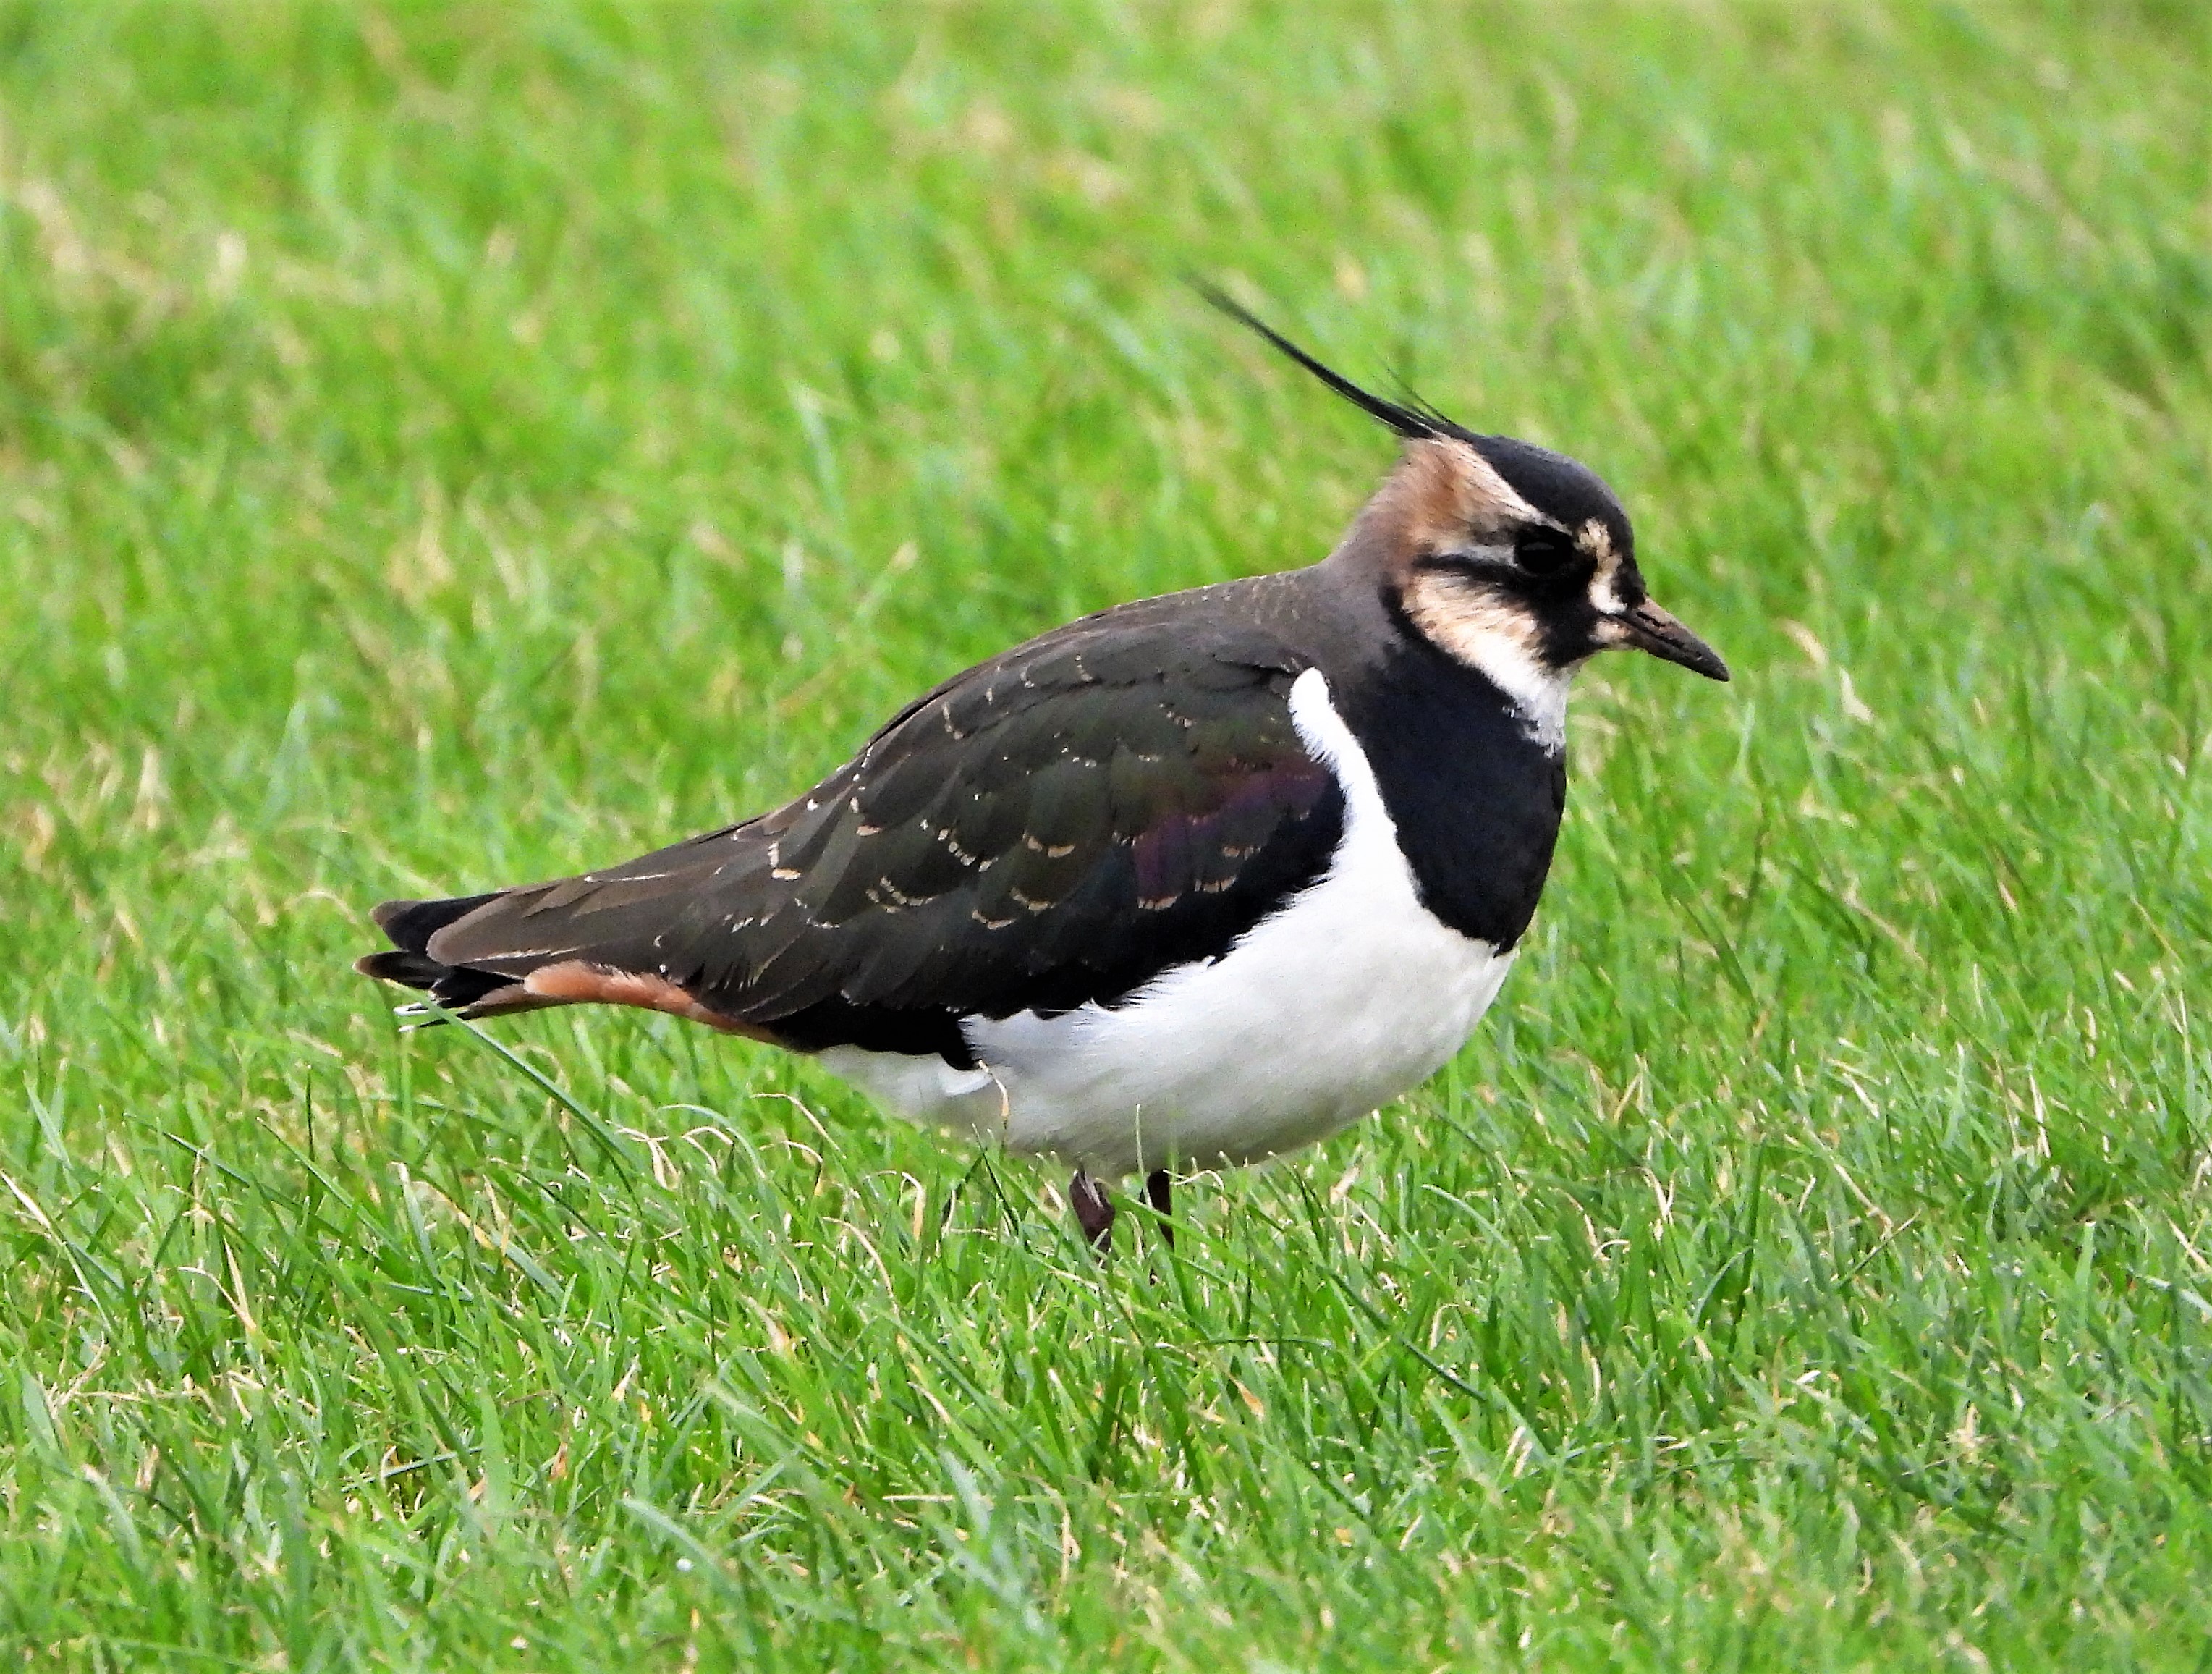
[{"left": 1619, "top": 599, "right": 1729, "bottom": 682}]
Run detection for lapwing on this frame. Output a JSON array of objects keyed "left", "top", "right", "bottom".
[{"left": 357, "top": 295, "right": 1729, "bottom": 1251}]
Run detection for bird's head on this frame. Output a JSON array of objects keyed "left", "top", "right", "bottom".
[
  {"left": 1371, "top": 429, "right": 1729, "bottom": 690},
  {"left": 1203, "top": 289, "right": 1728, "bottom": 728}
]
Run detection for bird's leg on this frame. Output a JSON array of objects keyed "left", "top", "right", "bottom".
[
  {"left": 1143, "top": 1168, "right": 1174, "bottom": 1250},
  {"left": 1069, "top": 1170, "right": 1115, "bottom": 1252}
]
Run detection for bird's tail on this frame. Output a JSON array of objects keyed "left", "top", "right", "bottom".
[{"left": 355, "top": 892, "right": 560, "bottom": 1021}]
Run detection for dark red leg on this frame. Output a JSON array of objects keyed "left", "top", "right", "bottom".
[
  {"left": 1069, "top": 1171, "right": 1115, "bottom": 1252},
  {"left": 1144, "top": 1168, "right": 1174, "bottom": 1249}
]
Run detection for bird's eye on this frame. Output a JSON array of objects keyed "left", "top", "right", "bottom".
[{"left": 1514, "top": 530, "right": 1575, "bottom": 576}]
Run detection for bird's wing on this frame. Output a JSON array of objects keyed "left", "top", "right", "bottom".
[{"left": 416, "top": 620, "right": 1347, "bottom": 1059}]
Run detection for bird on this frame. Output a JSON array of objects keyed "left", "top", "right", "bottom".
[{"left": 357, "top": 293, "right": 1729, "bottom": 1252}]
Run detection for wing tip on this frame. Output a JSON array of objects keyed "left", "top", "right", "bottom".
[{"left": 370, "top": 890, "right": 505, "bottom": 955}]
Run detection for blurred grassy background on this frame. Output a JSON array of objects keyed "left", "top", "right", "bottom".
[{"left": 4, "top": 2, "right": 2211, "bottom": 1667}]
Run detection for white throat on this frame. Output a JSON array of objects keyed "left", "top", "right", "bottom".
[
  {"left": 1398, "top": 568, "right": 1576, "bottom": 754},
  {"left": 1459, "top": 624, "right": 1572, "bottom": 753},
  {"left": 1409, "top": 610, "right": 1572, "bottom": 753}
]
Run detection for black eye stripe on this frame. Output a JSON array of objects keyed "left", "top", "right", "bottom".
[{"left": 1413, "top": 542, "right": 1513, "bottom": 575}]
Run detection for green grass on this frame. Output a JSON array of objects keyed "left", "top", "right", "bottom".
[{"left": 4, "top": 1, "right": 2212, "bottom": 1667}]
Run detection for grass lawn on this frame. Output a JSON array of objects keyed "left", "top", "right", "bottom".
[{"left": 6, "top": 1, "right": 2212, "bottom": 1666}]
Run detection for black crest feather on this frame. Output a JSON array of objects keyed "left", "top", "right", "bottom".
[{"left": 1194, "top": 281, "right": 1457, "bottom": 443}]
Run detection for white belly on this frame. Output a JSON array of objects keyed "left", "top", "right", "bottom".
[{"left": 815, "top": 668, "right": 1518, "bottom": 1178}]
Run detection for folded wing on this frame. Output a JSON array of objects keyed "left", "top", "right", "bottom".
[{"left": 364, "top": 620, "right": 1347, "bottom": 1065}]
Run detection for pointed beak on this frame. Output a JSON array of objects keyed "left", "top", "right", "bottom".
[{"left": 1617, "top": 599, "right": 1730, "bottom": 682}]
